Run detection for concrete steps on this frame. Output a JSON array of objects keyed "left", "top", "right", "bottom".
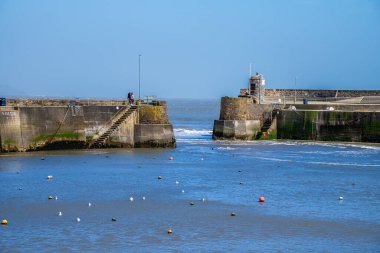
[
  {"left": 255, "top": 109, "right": 278, "bottom": 140},
  {"left": 90, "top": 105, "right": 137, "bottom": 148}
]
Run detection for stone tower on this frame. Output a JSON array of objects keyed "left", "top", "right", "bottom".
[{"left": 250, "top": 73, "right": 265, "bottom": 104}]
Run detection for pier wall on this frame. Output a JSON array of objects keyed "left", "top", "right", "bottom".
[
  {"left": 213, "top": 97, "right": 274, "bottom": 140},
  {"left": 265, "top": 89, "right": 380, "bottom": 98},
  {"left": 0, "top": 101, "right": 175, "bottom": 152},
  {"left": 277, "top": 111, "right": 380, "bottom": 142},
  {"left": 213, "top": 96, "right": 380, "bottom": 143}
]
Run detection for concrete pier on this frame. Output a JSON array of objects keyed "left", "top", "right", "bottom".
[
  {"left": 0, "top": 99, "right": 175, "bottom": 152},
  {"left": 213, "top": 89, "right": 380, "bottom": 143}
]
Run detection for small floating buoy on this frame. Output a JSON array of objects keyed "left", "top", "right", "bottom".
[
  {"left": 339, "top": 196, "right": 344, "bottom": 200},
  {"left": 129, "top": 197, "right": 134, "bottom": 202},
  {"left": 18, "top": 187, "right": 22, "bottom": 190},
  {"left": 1, "top": 219, "right": 8, "bottom": 225},
  {"left": 259, "top": 197, "right": 265, "bottom": 203},
  {"left": 175, "top": 180, "right": 179, "bottom": 185},
  {"left": 190, "top": 202, "right": 195, "bottom": 206},
  {"left": 77, "top": 217, "right": 81, "bottom": 222},
  {"left": 230, "top": 212, "right": 236, "bottom": 216},
  {"left": 112, "top": 218, "right": 117, "bottom": 222},
  {"left": 158, "top": 176, "right": 163, "bottom": 180},
  {"left": 142, "top": 196, "right": 146, "bottom": 200},
  {"left": 167, "top": 229, "right": 172, "bottom": 234},
  {"left": 55, "top": 196, "right": 58, "bottom": 200},
  {"left": 48, "top": 196, "right": 53, "bottom": 200},
  {"left": 169, "top": 156, "right": 174, "bottom": 161},
  {"left": 58, "top": 211, "right": 62, "bottom": 216},
  {"left": 88, "top": 202, "right": 92, "bottom": 207},
  {"left": 47, "top": 175, "right": 54, "bottom": 180},
  {"left": 181, "top": 189, "right": 185, "bottom": 193},
  {"left": 201, "top": 198, "right": 206, "bottom": 202},
  {"left": 201, "top": 158, "right": 204, "bottom": 161}
]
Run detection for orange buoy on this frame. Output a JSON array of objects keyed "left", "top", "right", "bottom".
[
  {"left": 169, "top": 156, "right": 174, "bottom": 161},
  {"left": 259, "top": 197, "right": 265, "bottom": 203}
]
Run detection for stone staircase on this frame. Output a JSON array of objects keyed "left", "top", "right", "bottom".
[
  {"left": 255, "top": 109, "right": 278, "bottom": 140},
  {"left": 89, "top": 105, "right": 137, "bottom": 148}
]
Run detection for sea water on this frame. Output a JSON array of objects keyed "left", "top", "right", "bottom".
[{"left": 0, "top": 99, "right": 379, "bottom": 252}]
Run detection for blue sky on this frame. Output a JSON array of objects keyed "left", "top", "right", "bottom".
[{"left": 0, "top": 0, "right": 379, "bottom": 99}]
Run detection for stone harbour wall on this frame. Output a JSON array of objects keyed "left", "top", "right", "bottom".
[
  {"left": 0, "top": 102, "right": 175, "bottom": 152},
  {"left": 213, "top": 96, "right": 380, "bottom": 143}
]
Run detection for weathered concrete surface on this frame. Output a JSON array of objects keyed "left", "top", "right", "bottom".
[
  {"left": 265, "top": 89, "right": 380, "bottom": 98},
  {"left": 0, "top": 102, "right": 175, "bottom": 152},
  {"left": 213, "top": 120, "right": 261, "bottom": 140},
  {"left": 219, "top": 97, "right": 272, "bottom": 121},
  {"left": 134, "top": 124, "right": 176, "bottom": 148},
  {"left": 213, "top": 96, "right": 380, "bottom": 143},
  {"left": 108, "top": 110, "right": 137, "bottom": 148},
  {"left": 138, "top": 104, "right": 169, "bottom": 124},
  {"left": 277, "top": 110, "right": 380, "bottom": 142},
  {"left": 283, "top": 104, "right": 380, "bottom": 112}
]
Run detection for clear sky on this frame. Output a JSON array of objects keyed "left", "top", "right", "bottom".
[{"left": 0, "top": 0, "right": 379, "bottom": 99}]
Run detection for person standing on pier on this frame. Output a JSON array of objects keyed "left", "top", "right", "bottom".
[{"left": 128, "top": 91, "right": 135, "bottom": 104}]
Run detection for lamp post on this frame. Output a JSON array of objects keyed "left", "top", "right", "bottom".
[
  {"left": 139, "top": 54, "right": 141, "bottom": 102},
  {"left": 138, "top": 54, "right": 141, "bottom": 124},
  {"left": 294, "top": 76, "right": 297, "bottom": 104}
]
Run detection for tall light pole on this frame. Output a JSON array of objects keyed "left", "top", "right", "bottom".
[
  {"left": 138, "top": 54, "right": 141, "bottom": 124},
  {"left": 139, "top": 54, "right": 141, "bottom": 102},
  {"left": 294, "top": 76, "right": 297, "bottom": 104}
]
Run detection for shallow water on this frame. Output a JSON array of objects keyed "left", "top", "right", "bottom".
[{"left": 0, "top": 99, "right": 379, "bottom": 252}]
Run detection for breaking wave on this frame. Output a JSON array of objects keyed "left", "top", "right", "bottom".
[{"left": 174, "top": 128, "right": 212, "bottom": 137}]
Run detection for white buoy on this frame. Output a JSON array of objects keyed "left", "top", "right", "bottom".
[
  {"left": 129, "top": 197, "right": 134, "bottom": 202},
  {"left": 201, "top": 158, "right": 204, "bottom": 161},
  {"left": 339, "top": 196, "right": 344, "bottom": 200},
  {"left": 47, "top": 175, "right": 54, "bottom": 180},
  {"left": 175, "top": 180, "right": 179, "bottom": 185},
  {"left": 77, "top": 217, "right": 81, "bottom": 222},
  {"left": 201, "top": 198, "right": 206, "bottom": 202},
  {"left": 55, "top": 196, "right": 58, "bottom": 200},
  {"left": 181, "top": 189, "right": 185, "bottom": 193},
  {"left": 142, "top": 196, "right": 146, "bottom": 200},
  {"left": 59, "top": 211, "right": 62, "bottom": 216},
  {"left": 88, "top": 202, "right": 92, "bottom": 207}
]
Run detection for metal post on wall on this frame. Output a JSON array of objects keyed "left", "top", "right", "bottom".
[
  {"left": 138, "top": 54, "right": 141, "bottom": 124},
  {"left": 294, "top": 76, "right": 297, "bottom": 104}
]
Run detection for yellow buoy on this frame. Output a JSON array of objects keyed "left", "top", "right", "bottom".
[
  {"left": 1, "top": 219, "right": 8, "bottom": 225},
  {"left": 167, "top": 229, "right": 172, "bottom": 234},
  {"left": 48, "top": 196, "right": 53, "bottom": 200}
]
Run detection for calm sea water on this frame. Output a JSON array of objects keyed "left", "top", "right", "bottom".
[{"left": 0, "top": 99, "right": 379, "bottom": 252}]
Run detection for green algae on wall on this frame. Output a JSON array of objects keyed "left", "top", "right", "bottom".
[
  {"left": 138, "top": 106, "right": 169, "bottom": 124},
  {"left": 278, "top": 110, "right": 380, "bottom": 143},
  {"left": 33, "top": 131, "right": 80, "bottom": 143},
  {"left": 278, "top": 111, "right": 318, "bottom": 140}
]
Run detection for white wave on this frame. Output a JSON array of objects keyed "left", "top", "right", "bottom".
[
  {"left": 253, "top": 156, "right": 292, "bottom": 162},
  {"left": 214, "top": 147, "right": 236, "bottom": 150},
  {"left": 174, "top": 128, "right": 212, "bottom": 136},
  {"left": 305, "top": 161, "right": 380, "bottom": 167}
]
